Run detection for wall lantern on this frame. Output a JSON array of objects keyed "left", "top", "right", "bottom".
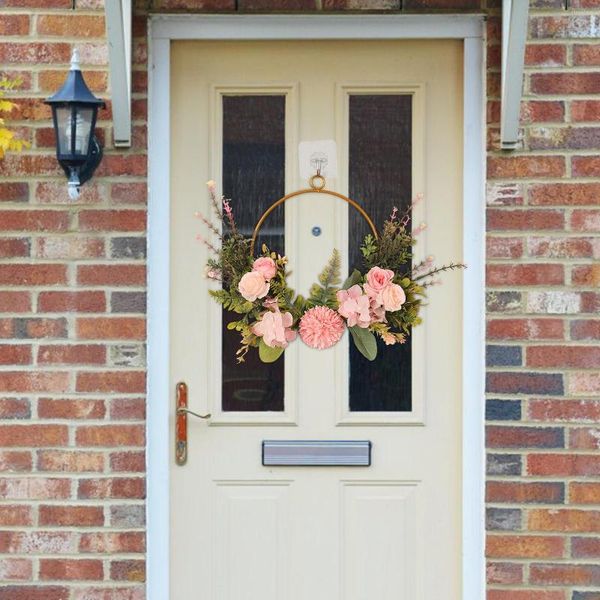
[{"left": 45, "top": 49, "right": 105, "bottom": 200}]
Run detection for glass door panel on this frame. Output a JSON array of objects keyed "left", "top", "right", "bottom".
[
  {"left": 221, "top": 95, "right": 286, "bottom": 412},
  {"left": 347, "top": 94, "right": 413, "bottom": 413}
]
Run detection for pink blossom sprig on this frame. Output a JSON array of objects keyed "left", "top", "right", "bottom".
[
  {"left": 411, "top": 255, "right": 435, "bottom": 276},
  {"left": 397, "top": 193, "right": 423, "bottom": 229},
  {"left": 206, "top": 180, "right": 222, "bottom": 221},
  {"left": 413, "top": 261, "right": 466, "bottom": 285},
  {"left": 413, "top": 221, "right": 427, "bottom": 236},
  {"left": 195, "top": 234, "right": 219, "bottom": 255},
  {"left": 222, "top": 199, "right": 236, "bottom": 233},
  {"left": 194, "top": 211, "right": 222, "bottom": 240}
]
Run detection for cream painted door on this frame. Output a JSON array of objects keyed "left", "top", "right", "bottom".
[{"left": 170, "top": 40, "right": 463, "bottom": 600}]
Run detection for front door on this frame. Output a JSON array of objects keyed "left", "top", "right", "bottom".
[{"left": 170, "top": 40, "right": 464, "bottom": 599}]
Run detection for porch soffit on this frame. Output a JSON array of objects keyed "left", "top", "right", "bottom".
[{"left": 103, "top": 10, "right": 529, "bottom": 150}]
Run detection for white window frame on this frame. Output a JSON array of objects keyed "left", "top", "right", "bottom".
[{"left": 147, "top": 14, "right": 486, "bottom": 600}]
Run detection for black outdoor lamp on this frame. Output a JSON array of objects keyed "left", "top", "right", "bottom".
[{"left": 45, "top": 49, "right": 105, "bottom": 200}]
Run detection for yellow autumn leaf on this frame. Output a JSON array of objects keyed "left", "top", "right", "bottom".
[
  {"left": 0, "top": 77, "right": 28, "bottom": 159},
  {"left": 0, "top": 100, "right": 16, "bottom": 112}
]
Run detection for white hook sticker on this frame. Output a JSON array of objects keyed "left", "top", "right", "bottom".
[{"left": 299, "top": 140, "right": 338, "bottom": 180}]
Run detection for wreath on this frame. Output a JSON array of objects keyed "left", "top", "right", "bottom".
[{"left": 198, "top": 177, "right": 465, "bottom": 364}]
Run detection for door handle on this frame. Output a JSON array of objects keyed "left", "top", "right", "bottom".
[{"left": 175, "top": 381, "right": 211, "bottom": 466}]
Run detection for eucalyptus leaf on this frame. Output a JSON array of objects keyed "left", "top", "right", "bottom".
[
  {"left": 258, "top": 339, "right": 284, "bottom": 363},
  {"left": 348, "top": 326, "right": 378, "bottom": 361},
  {"left": 342, "top": 269, "right": 362, "bottom": 290}
]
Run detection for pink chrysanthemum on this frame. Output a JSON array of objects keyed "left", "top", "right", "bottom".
[{"left": 298, "top": 306, "right": 345, "bottom": 350}]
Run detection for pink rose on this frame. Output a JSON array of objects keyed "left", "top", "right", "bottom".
[
  {"left": 252, "top": 256, "right": 277, "bottom": 281},
  {"left": 381, "top": 283, "right": 406, "bottom": 312},
  {"left": 238, "top": 271, "right": 269, "bottom": 302},
  {"left": 365, "top": 266, "right": 394, "bottom": 293},
  {"left": 336, "top": 285, "right": 371, "bottom": 328},
  {"left": 252, "top": 309, "right": 296, "bottom": 348}
]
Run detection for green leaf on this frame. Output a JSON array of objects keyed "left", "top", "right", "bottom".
[
  {"left": 348, "top": 326, "right": 378, "bottom": 361},
  {"left": 342, "top": 269, "right": 362, "bottom": 290},
  {"left": 258, "top": 339, "right": 285, "bottom": 363}
]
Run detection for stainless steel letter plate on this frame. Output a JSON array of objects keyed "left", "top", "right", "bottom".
[{"left": 262, "top": 440, "right": 371, "bottom": 467}]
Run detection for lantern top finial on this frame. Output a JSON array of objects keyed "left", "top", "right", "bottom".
[
  {"left": 70, "top": 48, "right": 80, "bottom": 71},
  {"left": 45, "top": 48, "right": 105, "bottom": 108}
]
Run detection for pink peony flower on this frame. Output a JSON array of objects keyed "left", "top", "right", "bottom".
[
  {"left": 381, "top": 283, "right": 406, "bottom": 312},
  {"left": 369, "top": 298, "right": 387, "bottom": 323},
  {"left": 262, "top": 297, "right": 279, "bottom": 311},
  {"left": 252, "top": 308, "right": 296, "bottom": 349},
  {"left": 336, "top": 285, "right": 371, "bottom": 328},
  {"left": 238, "top": 271, "right": 269, "bottom": 302},
  {"left": 365, "top": 266, "right": 394, "bottom": 294},
  {"left": 252, "top": 256, "right": 277, "bottom": 281},
  {"left": 298, "top": 306, "right": 345, "bottom": 350}
]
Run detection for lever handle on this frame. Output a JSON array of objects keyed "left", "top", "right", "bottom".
[
  {"left": 177, "top": 407, "right": 211, "bottom": 419},
  {"left": 175, "top": 382, "right": 211, "bottom": 466}
]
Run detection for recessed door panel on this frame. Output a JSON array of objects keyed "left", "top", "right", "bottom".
[
  {"left": 342, "top": 482, "right": 419, "bottom": 600},
  {"left": 213, "top": 482, "right": 291, "bottom": 600}
]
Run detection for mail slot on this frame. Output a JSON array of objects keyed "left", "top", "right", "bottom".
[{"left": 262, "top": 440, "right": 372, "bottom": 466}]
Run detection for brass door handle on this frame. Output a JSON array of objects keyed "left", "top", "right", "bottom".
[
  {"left": 175, "top": 382, "right": 211, "bottom": 466},
  {"left": 176, "top": 407, "right": 211, "bottom": 419}
]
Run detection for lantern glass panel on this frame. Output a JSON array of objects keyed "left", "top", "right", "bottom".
[
  {"left": 73, "top": 107, "right": 93, "bottom": 157},
  {"left": 55, "top": 106, "right": 71, "bottom": 157}
]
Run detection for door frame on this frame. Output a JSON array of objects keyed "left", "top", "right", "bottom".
[{"left": 148, "top": 14, "right": 486, "bottom": 600}]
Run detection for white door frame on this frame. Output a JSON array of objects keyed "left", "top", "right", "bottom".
[{"left": 147, "top": 14, "right": 486, "bottom": 600}]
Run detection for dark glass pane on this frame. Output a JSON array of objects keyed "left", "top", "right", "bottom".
[
  {"left": 55, "top": 107, "right": 71, "bottom": 156},
  {"left": 348, "top": 94, "right": 412, "bottom": 412},
  {"left": 221, "top": 95, "right": 285, "bottom": 412}
]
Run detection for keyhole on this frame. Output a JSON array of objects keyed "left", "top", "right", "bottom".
[{"left": 312, "top": 226, "right": 322, "bottom": 237}]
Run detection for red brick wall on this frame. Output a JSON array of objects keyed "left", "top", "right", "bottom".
[
  {"left": 486, "top": 5, "right": 600, "bottom": 600},
  {"left": 0, "top": 1, "right": 598, "bottom": 598}
]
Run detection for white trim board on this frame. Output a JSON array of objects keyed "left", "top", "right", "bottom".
[{"left": 148, "top": 15, "right": 486, "bottom": 600}]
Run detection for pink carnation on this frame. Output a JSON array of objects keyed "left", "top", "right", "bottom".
[
  {"left": 252, "top": 256, "right": 277, "bottom": 281},
  {"left": 298, "top": 306, "right": 345, "bottom": 350},
  {"left": 336, "top": 285, "right": 371, "bottom": 328},
  {"left": 252, "top": 308, "right": 296, "bottom": 349}
]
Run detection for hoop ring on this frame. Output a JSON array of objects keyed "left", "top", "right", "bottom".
[
  {"left": 250, "top": 186, "right": 378, "bottom": 256},
  {"left": 309, "top": 174, "right": 326, "bottom": 191}
]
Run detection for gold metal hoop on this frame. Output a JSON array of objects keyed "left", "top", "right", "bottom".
[{"left": 250, "top": 175, "right": 378, "bottom": 256}]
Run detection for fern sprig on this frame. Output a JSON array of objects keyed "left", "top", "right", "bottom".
[{"left": 307, "top": 249, "right": 341, "bottom": 308}]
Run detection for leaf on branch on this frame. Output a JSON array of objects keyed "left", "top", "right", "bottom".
[
  {"left": 342, "top": 269, "right": 362, "bottom": 290},
  {"left": 349, "top": 326, "right": 377, "bottom": 361},
  {"left": 258, "top": 339, "right": 284, "bottom": 363}
]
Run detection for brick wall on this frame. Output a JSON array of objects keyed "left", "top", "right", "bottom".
[
  {"left": 0, "top": 1, "right": 598, "bottom": 599},
  {"left": 0, "top": 2, "right": 147, "bottom": 598},
  {"left": 485, "top": 5, "right": 600, "bottom": 600}
]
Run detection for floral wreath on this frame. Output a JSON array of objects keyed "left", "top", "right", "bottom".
[{"left": 198, "top": 176, "right": 465, "bottom": 364}]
